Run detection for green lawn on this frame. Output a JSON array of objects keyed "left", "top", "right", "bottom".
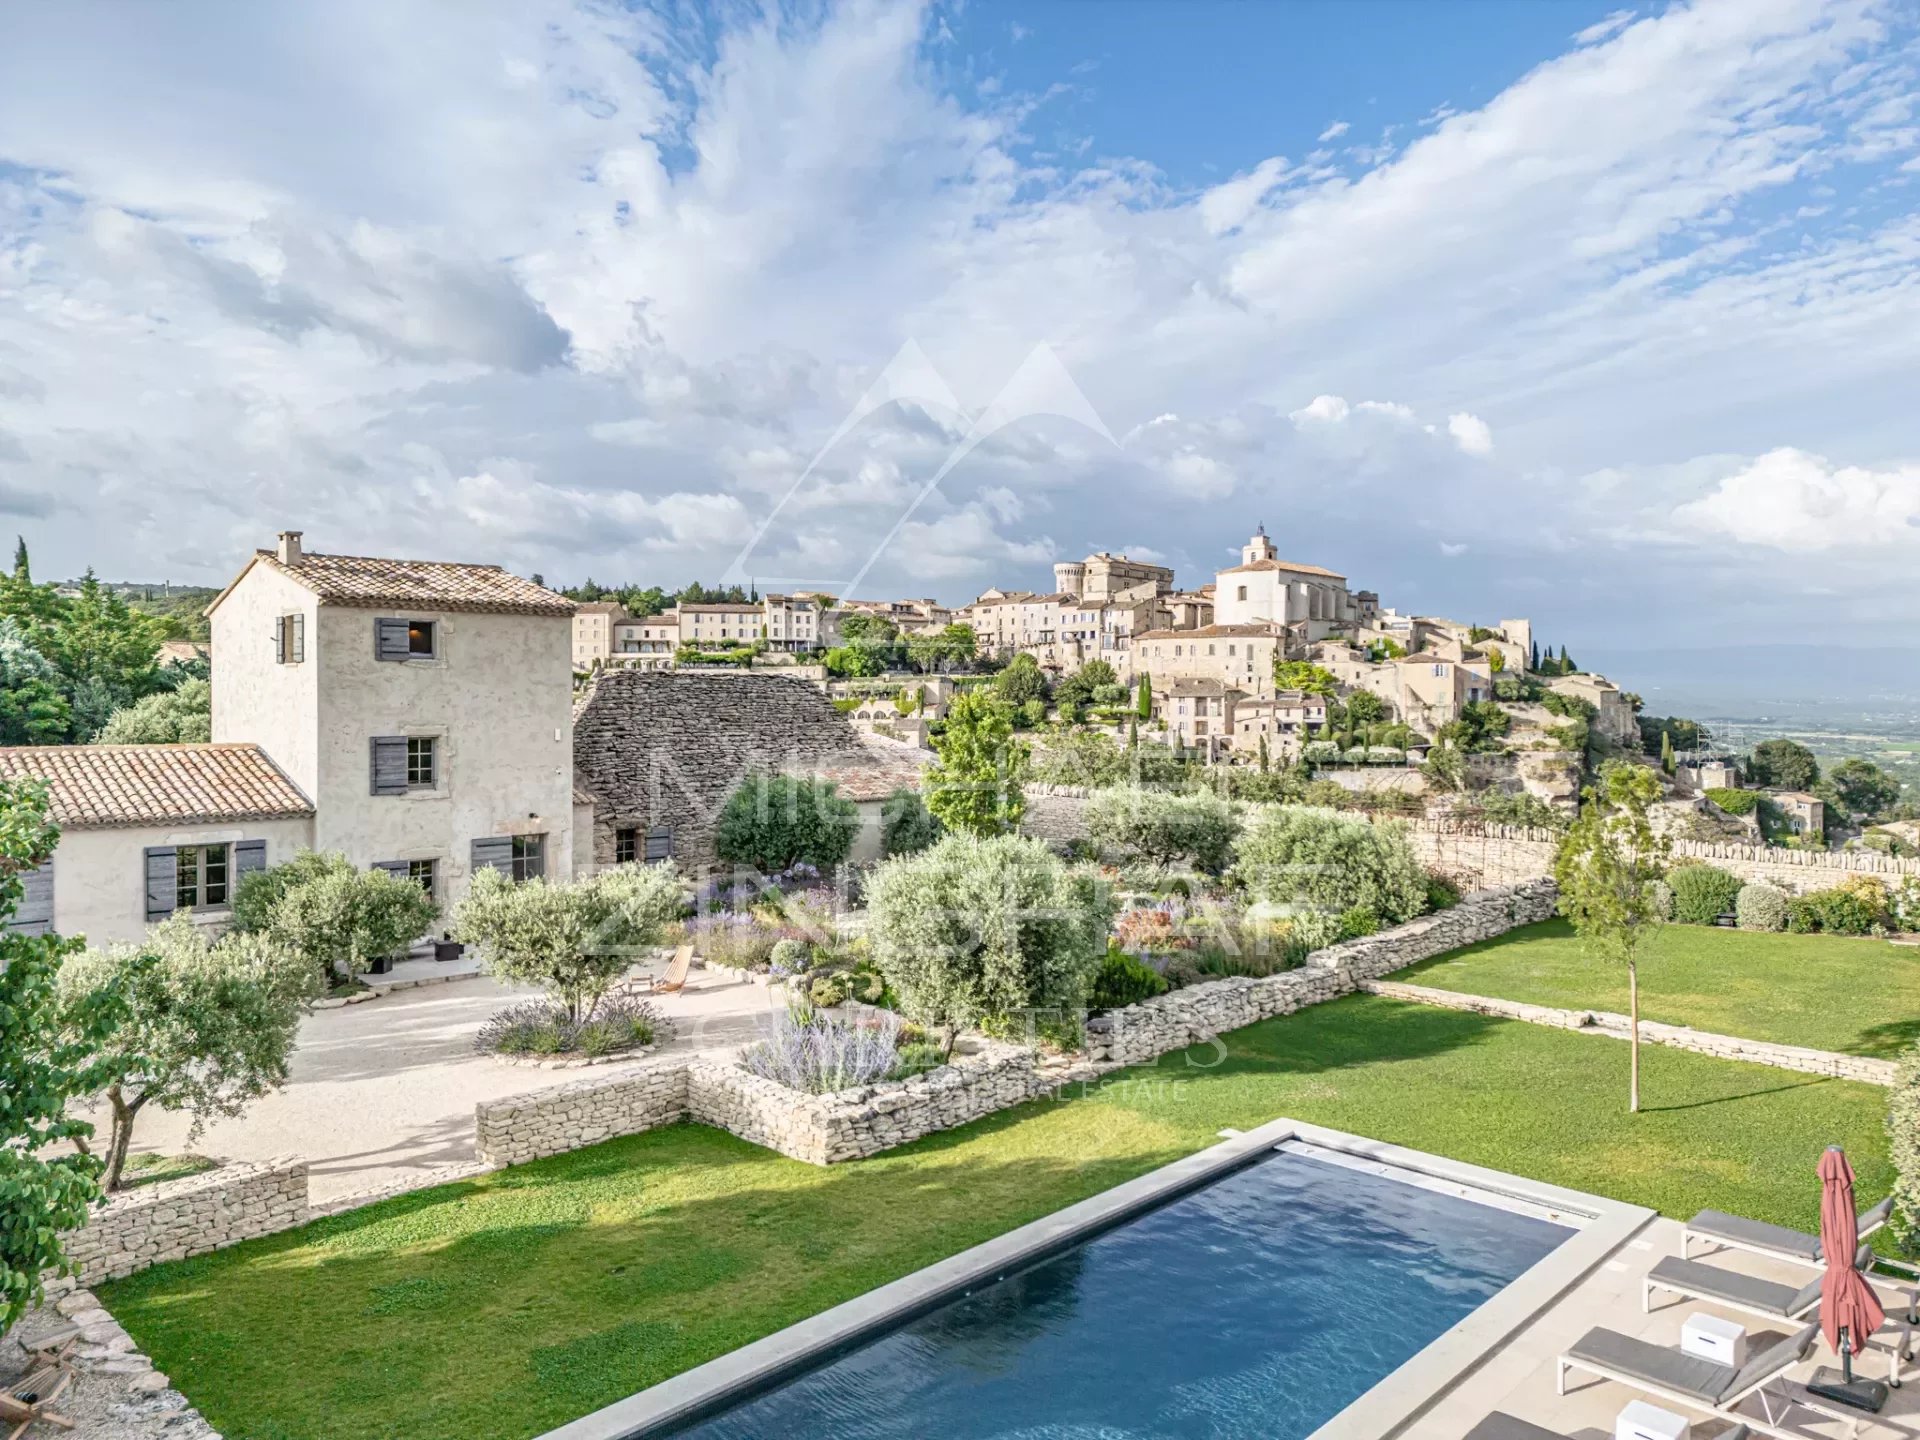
[
  {"left": 1399, "top": 919, "right": 1920, "bottom": 1058},
  {"left": 100, "top": 994, "right": 1895, "bottom": 1440}
]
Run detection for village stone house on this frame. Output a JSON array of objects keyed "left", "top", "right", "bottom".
[
  {"left": 570, "top": 670, "right": 924, "bottom": 873},
  {"left": 3, "top": 531, "right": 578, "bottom": 944},
  {"left": 0, "top": 744, "right": 314, "bottom": 942},
  {"left": 1228, "top": 691, "right": 1330, "bottom": 761}
]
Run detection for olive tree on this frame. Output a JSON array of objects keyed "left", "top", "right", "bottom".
[
  {"left": 1554, "top": 761, "right": 1669, "bottom": 1113},
  {"left": 1892, "top": 1042, "right": 1920, "bottom": 1260},
  {"left": 1231, "top": 806, "right": 1428, "bottom": 926},
  {"left": 269, "top": 863, "right": 439, "bottom": 987},
  {"left": 454, "top": 863, "right": 686, "bottom": 1024},
  {"left": 1, "top": 779, "right": 125, "bottom": 1333},
  {"left": 714, "top": 774, "right": 859, "bottom": 873},
  {"left": 1085, "top": 785, "right": 1241, "bottom": 874},
  {"left": 58, "top": 916, "right": 315, "bottom": 1191},
  {"left": 865, "top": 833, "right": 1112, "bottom": 1053}
]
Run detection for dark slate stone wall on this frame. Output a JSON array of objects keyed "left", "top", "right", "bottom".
[{"left": 572, "top": 670, "right": 871, "bottom": 872}]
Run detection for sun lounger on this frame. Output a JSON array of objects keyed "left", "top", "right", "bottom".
[
  {"left": 1682, "top": 1197, "right": 1892, "bottom": 1266},
  {"left": 2, "top": 1351, "right": 75, "bottom": 1439},
  {"left": 1558, "top": 1321, "right": 1854, "bottom": 1439},
  {"left": 651, "top": 943, "right": 693, "bottom": 994},
  {"left": 1645, "top": 1251, "right": 1912, "bottom": 1383},
  {"left": 1466, "top": 1416, "right": 1749, "bottom": 1440}
]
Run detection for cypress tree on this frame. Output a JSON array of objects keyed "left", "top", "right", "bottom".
[
  {"left": 1530, "top": 638, "right": 1540, "bottom": 672},
  {"left": 12, "top": 536, "right": 28, "bottom": 581},
  {"left": 1660, "top": 730, "right": 1675, "bottom": 775},
  {"left": 1135, "top": 671, "right": 1151, "bottom": 720},
  {"left": 1258, "top": 733, "right": 1270, "bottom": 773},
  {"left": 1557, "top": 644, "right": 1569, "bottom": 675}
]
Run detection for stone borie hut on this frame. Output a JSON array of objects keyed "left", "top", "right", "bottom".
[{"left": 571, "top": 670, "right": 925, "bottom": 873}]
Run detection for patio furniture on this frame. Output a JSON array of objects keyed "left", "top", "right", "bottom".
[
  {"left": 1682, "top": 1313, "right": 1747, "bottom": 1368},
  {"left": 651, "top": 944, "right": 693, "bottom": 995},
  {"left": 1615, "top": 1399, "right": 1688, "bottom": 1440},
  {"left": 2, "top": 1349, "right": 75, "bottom": 1439},
  {"left": 1465, "top": 1414, "right": 1750, "bottom": 1440},
  {"left": 1681, "top": 1197, "right": 1892, "bottom": 1267},
  {"left": 1646, "top": 1253, "right": 1913, "bottom": 1383},
  {"left": 1808, "top": 1145, "right": 1893, "bottom": 1415},
  {"left": 1557, "top": 1321, "right": 1855, "bottom": 1439}
]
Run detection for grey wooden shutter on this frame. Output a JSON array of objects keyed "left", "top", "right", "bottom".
[
  {"left": 234, "top": 839, "right": 268, "bottom": 880},
  {"left": 370, "top": 736, "right": 409, "bottom": 795},
  {"left": 644, "top": 828, "right": 672, "bottom": 863},
  {"left": 290, "top": 613, "right": 305, "bottom": 663},
  {"left": 375, "top": 617, "right": 411, "bottom": 661},
  {"left": 273, "top": 617, "right": 286, "bottom": 665},
  {"left": 144, "top": 847, "right": 178, "bottom": 921},
  {"left": 370, "top": 859, "right": 408, "bottom": 878},
  {"left": 470, "top": 836, "right": 513, "bottom": 876},
  {"left": 10, "top": 856, "right": 54, "bottom": 936}
]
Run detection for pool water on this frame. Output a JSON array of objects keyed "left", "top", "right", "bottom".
[{"left": 670, "top": 1147, "right": 1571, "bottom": 1439}]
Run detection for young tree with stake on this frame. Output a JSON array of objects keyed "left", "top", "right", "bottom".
[{"left": 1554, "top": 761, "right": 1670, "bottom": 1112}]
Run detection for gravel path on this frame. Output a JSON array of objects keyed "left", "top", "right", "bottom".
[{"left": 92, "top": 967, "right": 775, "bottom": 1204}]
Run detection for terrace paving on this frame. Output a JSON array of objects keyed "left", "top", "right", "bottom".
[
  {"left": 105, "top": 965, "right": 776, "bottom": 1204},
  {"left": 1413, "top": 1217, "right": 1919, "bottom": 1440}
]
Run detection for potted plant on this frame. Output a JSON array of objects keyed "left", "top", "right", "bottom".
[{"left": 434, "top": 932, "right": 465, "bottom": 963}]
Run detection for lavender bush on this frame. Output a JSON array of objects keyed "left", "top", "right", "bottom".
[
  {"left": 740, "top": 1005, "right": 904, "bottom": 1094},
  {"left": 475, "top": 993, "right": 669, "bottom": 1057}
]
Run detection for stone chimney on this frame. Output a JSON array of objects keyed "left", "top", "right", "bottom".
[{"left": 276, "top": 530, "right": 303, "bottom": 565}]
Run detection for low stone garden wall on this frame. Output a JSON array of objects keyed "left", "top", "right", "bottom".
[
  {"left": 474, "top": 1059, "right": 690, "bottom": 1168},
  {"left": 1363, "top": 980, "right": 1898, "bottom": 1086},
  {"left": 64, "top": 1157, "right": 309, "bottom": 1285},
  {"left": 1086, "top": 880, "right": 1560, "bottom": 1064}
]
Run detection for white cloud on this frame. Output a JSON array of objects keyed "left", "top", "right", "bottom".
[
  {"left": 1439, "top": 541, "right": 1469, "bottom": 557},
  {"left": 1574, "top": 10, "right": 1638, "bottom": 46},
  {"left": 1671, "top": 447, "right": 1920, "bottom": 551},
  {"left": 2, "top": 0, "right": 1919, "bottom": 641},
  {"left": 1289, "top": 395, "right": 1351, "bottom": 425},
  {"left": 1318, "top": 120, "right": 1350, "bottom": 142},
  {"left": 1197, "top": 155, "right": 1290, "bottom": 236},
  {"left": 1448, "top": 412, "right": 1494, "bottom": 456}
]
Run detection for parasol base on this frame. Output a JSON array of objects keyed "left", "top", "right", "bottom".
[{"left": 1807, "top": 1368, "right": 1888, "bottom": 1414}]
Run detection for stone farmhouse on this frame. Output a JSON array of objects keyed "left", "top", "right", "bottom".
[
  {"left": 571, "top": 670, "right": 925, "bottom": 872},
  {"left": 570, "top": 593, "right": 955, "bottom": 669},
  {"left": 1, "top": 531, "right": 579, "bottom": 945}
]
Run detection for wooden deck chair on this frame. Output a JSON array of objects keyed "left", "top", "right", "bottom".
[
  {"left": 651, "top": 943, "right": 693, "bottom": 994},
  {"left": 3, "top": 1352, "right": 76, "bottom": 1439}
]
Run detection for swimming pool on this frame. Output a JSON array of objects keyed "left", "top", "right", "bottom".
[{"left": 664, "top": 1141, "right": 1572, "bottom": 1439}]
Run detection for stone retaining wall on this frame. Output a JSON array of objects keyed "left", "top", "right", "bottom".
[
  {"left": 1087, "top": 880, "right": 1560, "bottom": 1065},
  {"left": 1362, "top": 980, "right": 1897, "bottom": 1086},
  {"left": 474, "top": 1058, "right": 690, "bottom": 1167},
  {"left": 64, "top": 1157, "right": 309, "bottom": 1285}
]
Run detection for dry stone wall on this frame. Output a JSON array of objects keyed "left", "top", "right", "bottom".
[
  {"left": 1363, "top": 980, "right": 1897, "bottom": 1086},
  {"left": 474, "top": 1059, "right": 690, "bottom": 1167},
  {"left": 1087, "top": 880, "right": 1559, "bottom": 1065},
  {"left": 64, "top": 1158, "right": 308, "bottom": 1285}
]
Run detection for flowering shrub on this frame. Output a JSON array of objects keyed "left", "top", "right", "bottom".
[
  {"left": 1113, "top": 899, "right": 1194, "bottom": 955},
  {"left": 1787, "top": 881, "right": 1886, "bottom": 936},
  {"left": 476, "top": 994, "right": 666, "bottom": 1057},
  {"left": 768, "top": 938, "right": 813, "bottom": 975},
  {"left": 740, "top": 1005, "right": 905, "bottom": 1093},
  {"left": 686, "top": 912, "right": 780, "bottom": 970},
  {"left": 1734, "top": 882, "right": 1788, "bottom": 932}
]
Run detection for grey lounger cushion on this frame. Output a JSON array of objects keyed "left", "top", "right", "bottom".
[
  {"left": 1563, "top": 1322, "right": 1815, "bottom": 1405},
  {"left": 1565, "top": 1326, "right": 1734, "bottom": 1403},
  {"left": 1465, "top": 1415, "right": 1567, "bottom": 1440},
  {"left": 1688, "top": 1198, "right": 1891, "bottom": 1261},
  {"left": 1648, "top": 1255, "right": 1823, "bottom": 1316}
]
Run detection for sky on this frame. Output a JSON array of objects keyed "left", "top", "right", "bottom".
[{"left": 2, "top": 0, "right": 1920, "bottom": 652}]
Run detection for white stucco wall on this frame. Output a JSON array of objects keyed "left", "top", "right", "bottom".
[
  {"left": 309, "top": 604, "right": 574, "bottom": 909},
  {"left": 45, "top": 816, "right": 315, "bottom": 947},
  {"left": 209, "top": 562, "right": 321, "bottom": 798}
]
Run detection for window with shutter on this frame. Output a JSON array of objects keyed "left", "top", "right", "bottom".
[
  {"left": 370, "top": 736, "right": 409, "bottom": 795},
  {"left": 144, "top": 846, "right": 178, "bottom": 922},
  {"left": 290, "top": 613, "right": 305, "bottom": 663},
  {"left": 614, "top": 828, "right": 637, "bottom": 864},
  {"left": 511, "top": 835, "right": 545, "bottom": 882},
  {"left": 644, "top": 827, "right": 672, "bottom": 863},
  {"left": 375, "top": 617, "right": 413, "bottom": 661},
  {"left": 470, "top": 836, "right": 513, "bottom": 876},
  {"left": 8, "top": 856, "right": 54, "bottom": 936},
  {"left": 234, "top": 839, "right": 268, "bottom": 881}
]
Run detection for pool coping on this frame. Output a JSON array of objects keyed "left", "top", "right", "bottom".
[{"left": 536, "top": 1118, "right": 1655, "bottom": 1440}]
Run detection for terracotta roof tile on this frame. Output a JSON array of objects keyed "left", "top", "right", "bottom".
[
  {"left": 225, "top": 550, "right": 574, "bottom": 616},
  {"left": 0, "top": 744, "right": 314, "bottom": 829}
]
